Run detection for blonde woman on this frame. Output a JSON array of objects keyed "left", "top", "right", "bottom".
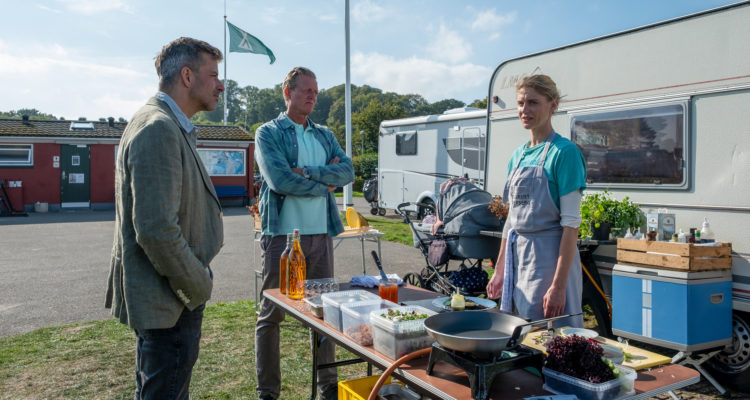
[{"left": 486, "top": 75, "right": 586, "bottom": 328}]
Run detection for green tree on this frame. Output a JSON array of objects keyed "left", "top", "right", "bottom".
[
  {"left": 0, "top": 109, "right": 59, "bottom": 120},
  {"left": 352, "top": 152, "right": 378, "bottom": 180},
  {"left": 415, "top": 98, "right": 465, "bottom": 115},
  {"left": 468, "top": 97, "right": 488, "bottom": 109}
]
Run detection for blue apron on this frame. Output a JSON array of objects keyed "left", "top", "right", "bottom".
[{"left": 502, "top": 133, "right": 583, "bottom": 328}]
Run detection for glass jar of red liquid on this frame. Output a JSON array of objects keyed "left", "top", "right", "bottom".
[{"left": 378, "top": 278, "right": 399, "bottom": 304}]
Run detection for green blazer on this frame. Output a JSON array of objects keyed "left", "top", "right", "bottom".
[{"left": 106, "top": 97, "right": 224, "bottom": 330}]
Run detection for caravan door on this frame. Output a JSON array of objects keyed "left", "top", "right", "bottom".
[{"left": 378, "top": 170, "right": 403, "bottom": 210}]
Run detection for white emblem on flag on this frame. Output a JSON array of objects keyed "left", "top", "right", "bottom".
[{"left": 238, "top": 33, "right": 255, "bottom": 52}]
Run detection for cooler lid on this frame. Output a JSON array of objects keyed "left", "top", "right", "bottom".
[{"left": 613, "top": 263, "right": 732, "bottom": 281}]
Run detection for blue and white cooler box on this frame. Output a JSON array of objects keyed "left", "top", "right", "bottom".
[{"left": 612, "top": 263, "right": 732, "bottom": 351}]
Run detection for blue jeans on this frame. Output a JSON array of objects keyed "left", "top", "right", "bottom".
[{"left": 134, "top": 304, "right": 205, "bottom": 400}]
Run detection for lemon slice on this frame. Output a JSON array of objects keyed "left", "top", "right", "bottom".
[{"left": 346, "top": 207, "right": 368, "bottom": 229}]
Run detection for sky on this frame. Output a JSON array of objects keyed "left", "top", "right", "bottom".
[{"left": 0, "top": 0, "right": 741, "bottom": 121}]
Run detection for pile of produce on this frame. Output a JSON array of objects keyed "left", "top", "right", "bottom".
[{"left": 545, "top": 335, "right": 618, "bottom": 383}]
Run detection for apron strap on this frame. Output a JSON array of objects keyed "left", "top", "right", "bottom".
[
  {"left": 513, "top": 131, "right": 557, "bottom": 170},
  {"left": 538, "top": 132, "right": 556, "bottom": 166}
]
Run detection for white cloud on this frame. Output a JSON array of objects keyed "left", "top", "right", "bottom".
[
  {"left": 56, "top": 0, "right": 134, "bottom": 15},
  {"left": 0, "top": 43, "right": 153, "bottom": 119},
  {"left": 471, "top": 9, "right": 517, "bottom": 31},
  {"left": 426, "top": 24, "right": 472, "bottom": 63},
  {"left": 36, "top": 4, "right": 63, "bottom": 13},
  {"left": 318, "top": 13, "right": 338, "bottom": 23},
  {"left": 352, "top": 0, "right": 388, "bottom": 23},
  {"left": 352, "top": 52, "right": 490, "bottom": 102},
  {"left": 262, "top": 7, "right": 285, "bottom": 24}
]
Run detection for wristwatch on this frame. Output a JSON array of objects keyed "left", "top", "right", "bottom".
[{"left": 302, "top": 167, "right": 311, "bottom": 179}]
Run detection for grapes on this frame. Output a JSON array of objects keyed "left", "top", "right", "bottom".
[{"left": 544, "top": 335, "right": 615, "bottom": 383}]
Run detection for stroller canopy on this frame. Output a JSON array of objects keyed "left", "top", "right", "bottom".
[
  {"left": 437, "top": 179, "right": 503, "bottom": 259},
  {"left": 439, "top": 180, "right": 503, "bottom": 236}
]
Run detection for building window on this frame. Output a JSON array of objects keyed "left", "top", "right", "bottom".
[
  {"left": 72, "top": 155, "right": 81, "bottom": 166},
  {"left": 571, "top": 102, "right": 688, "bottom": 189},
  {"left": 396, "top": 132, "right": 417, "bottom": 156},
  {"left": 0, "top": 144, "right": 33, "bottom": 167},
  {"left": 197, "top": 148, "right": 246, "bottom": 176}
]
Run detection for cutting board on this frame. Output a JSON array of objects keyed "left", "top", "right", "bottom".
[{"left": 521, "top": 328, "right": 672, "bottom": 370}]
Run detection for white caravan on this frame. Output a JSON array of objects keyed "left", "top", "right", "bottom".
[
  {"left": 484, "top": 2, "right": 750, "bottom": 390},
  {"left": 378, "top": 108, "right": 486, "bottom": 217}
]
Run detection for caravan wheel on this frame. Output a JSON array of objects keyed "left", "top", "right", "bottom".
[{"left": 706, "top": 311, "right": 750, "bottom": 392}]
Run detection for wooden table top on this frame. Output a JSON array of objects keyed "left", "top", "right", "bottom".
[{"left": 264, "top": 285, "right": 699, "bottom": 400}]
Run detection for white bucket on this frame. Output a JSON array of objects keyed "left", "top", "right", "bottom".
[{"left": 34, "top": 202, "right": 48, "bottom": 213}]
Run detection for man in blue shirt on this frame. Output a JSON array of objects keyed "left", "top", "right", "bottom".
[{"left": 254, "top": 67, "right": 354, "bottom": 400}]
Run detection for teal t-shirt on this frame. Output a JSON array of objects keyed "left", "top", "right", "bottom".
[
  {"left": 278, "top": 115, "right": 328, "bottom": 235},
  {"left": 506, "top": 133, "right": 587, "bottom": 209}
]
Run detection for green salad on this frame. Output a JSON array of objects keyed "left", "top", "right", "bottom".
[{"left": 381, "top": 309, "right": 429, "bottom": 322}]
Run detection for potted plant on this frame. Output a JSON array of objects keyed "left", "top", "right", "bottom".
[{"left": 579, "top": 190, "right": 644, "bottom": 240}]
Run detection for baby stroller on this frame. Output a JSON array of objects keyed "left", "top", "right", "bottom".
[
  {"left": 362, "top": 177, "right": 386, "bottom": 216},
  {"left": 399, "top": 179, "right": 503, "bottom": 297}
]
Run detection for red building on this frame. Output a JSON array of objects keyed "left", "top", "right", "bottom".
[{"left": 0, "top": 116, "right": 254, "bottom": 213}]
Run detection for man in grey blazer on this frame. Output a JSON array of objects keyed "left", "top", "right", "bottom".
[{"left": 105, "top": 37, "right": 225, "bottom": 400}]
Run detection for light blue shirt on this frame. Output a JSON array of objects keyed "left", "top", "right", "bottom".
[
  {"left": 155, "top": 91, "right": 197, "bottom": 146},
  {"left": 507, "top": 133, "right": 587, "bottom": 209},
  {"left": 277, "top": 114, "right": 328, "bottom": 235}
]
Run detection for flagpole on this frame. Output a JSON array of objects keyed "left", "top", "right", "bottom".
[
  {"left": 223, "top": 0, "right": 227, "bottom": 126},
  {"left": 343, "top": 0, "right": 353, "bottom": 210}
]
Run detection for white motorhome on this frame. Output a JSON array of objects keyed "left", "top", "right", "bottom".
[
  {"left": 378, "top": 108, "right": 486, "bottom": 217},
  {"left": 484, "top": 2, "right": 750, "bottom": 390}
]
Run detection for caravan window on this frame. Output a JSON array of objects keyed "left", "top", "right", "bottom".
[
  {"left": 571, "top": 102, "right": 687, "bottom": 188},
  {"left": 396, "top": 132, "right": 417, "bottom": 155}
]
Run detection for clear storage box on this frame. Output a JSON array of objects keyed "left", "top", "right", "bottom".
[
  {"left": 321, "top": 290, "right": 380, "bottom": 331},
  {"left": 341, "top": 299, "right": 397, "bottom": 346},
  {"left": 370, "top": 305, "right": 436, "bottom": 359},
  {"left": 542, "top": 364, "right": 636, "bottom": 400}
]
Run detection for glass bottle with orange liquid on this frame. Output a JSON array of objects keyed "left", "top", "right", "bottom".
[
  {"left": 287, "top": 229, "right": 306, "bottom": 300},
  {"left": 279, "top": 233, "right": 293, "bottom": 294}
]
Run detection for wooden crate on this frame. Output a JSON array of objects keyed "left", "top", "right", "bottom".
[{"left": 616, "top": 238, "right": 732, "bottom": 271}]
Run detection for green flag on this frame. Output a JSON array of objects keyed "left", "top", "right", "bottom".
[{"left": 226, "top": 20, "right": 276, "bottom": 64}]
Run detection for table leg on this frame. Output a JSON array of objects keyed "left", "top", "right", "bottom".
[{"left": 311, "top": 329, "right": 319, "bottom": 400}]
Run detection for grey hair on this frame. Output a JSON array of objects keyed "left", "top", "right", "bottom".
[
  {"left": 282, "top": 67, "right": 316, "bottom": 103},
  {"left": 155, "top": 37, "right": 223, "bottom": 90}
]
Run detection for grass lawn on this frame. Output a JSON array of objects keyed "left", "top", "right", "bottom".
[{"left": 0, "top": 301, "right": 368, "bottom": 400}]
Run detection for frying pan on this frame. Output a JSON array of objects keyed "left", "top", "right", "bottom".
[{"left": 424, "top": 310, "right": 579, "bottom": 353}]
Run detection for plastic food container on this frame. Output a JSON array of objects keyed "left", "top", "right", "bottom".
[
  {"left": 303, "top": 295, "right": 324, "bottom": 318},
  {"left": 322, "top": 290, "right": 380, "bottom": 331},
  {"left": 542, "top": 364, "right": 636, "bottom": 400},
  {"left": 341, "top": 299, "right": 397, "bottom": 346},
  {"left": 370, "top": 305, "right": 437, "bottom": 360}
]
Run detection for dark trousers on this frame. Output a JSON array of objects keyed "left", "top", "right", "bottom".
[{"left": 134, "top": 304, "right": 205, "bottom": 400}]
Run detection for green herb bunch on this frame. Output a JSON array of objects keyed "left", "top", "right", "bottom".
[{"left": 579, "top": 190, "right": 644, "bottom": 239}]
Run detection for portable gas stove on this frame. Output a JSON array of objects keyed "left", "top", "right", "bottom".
[{"left": 426, "top": 343, "right": 544, "bottom": 400}]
